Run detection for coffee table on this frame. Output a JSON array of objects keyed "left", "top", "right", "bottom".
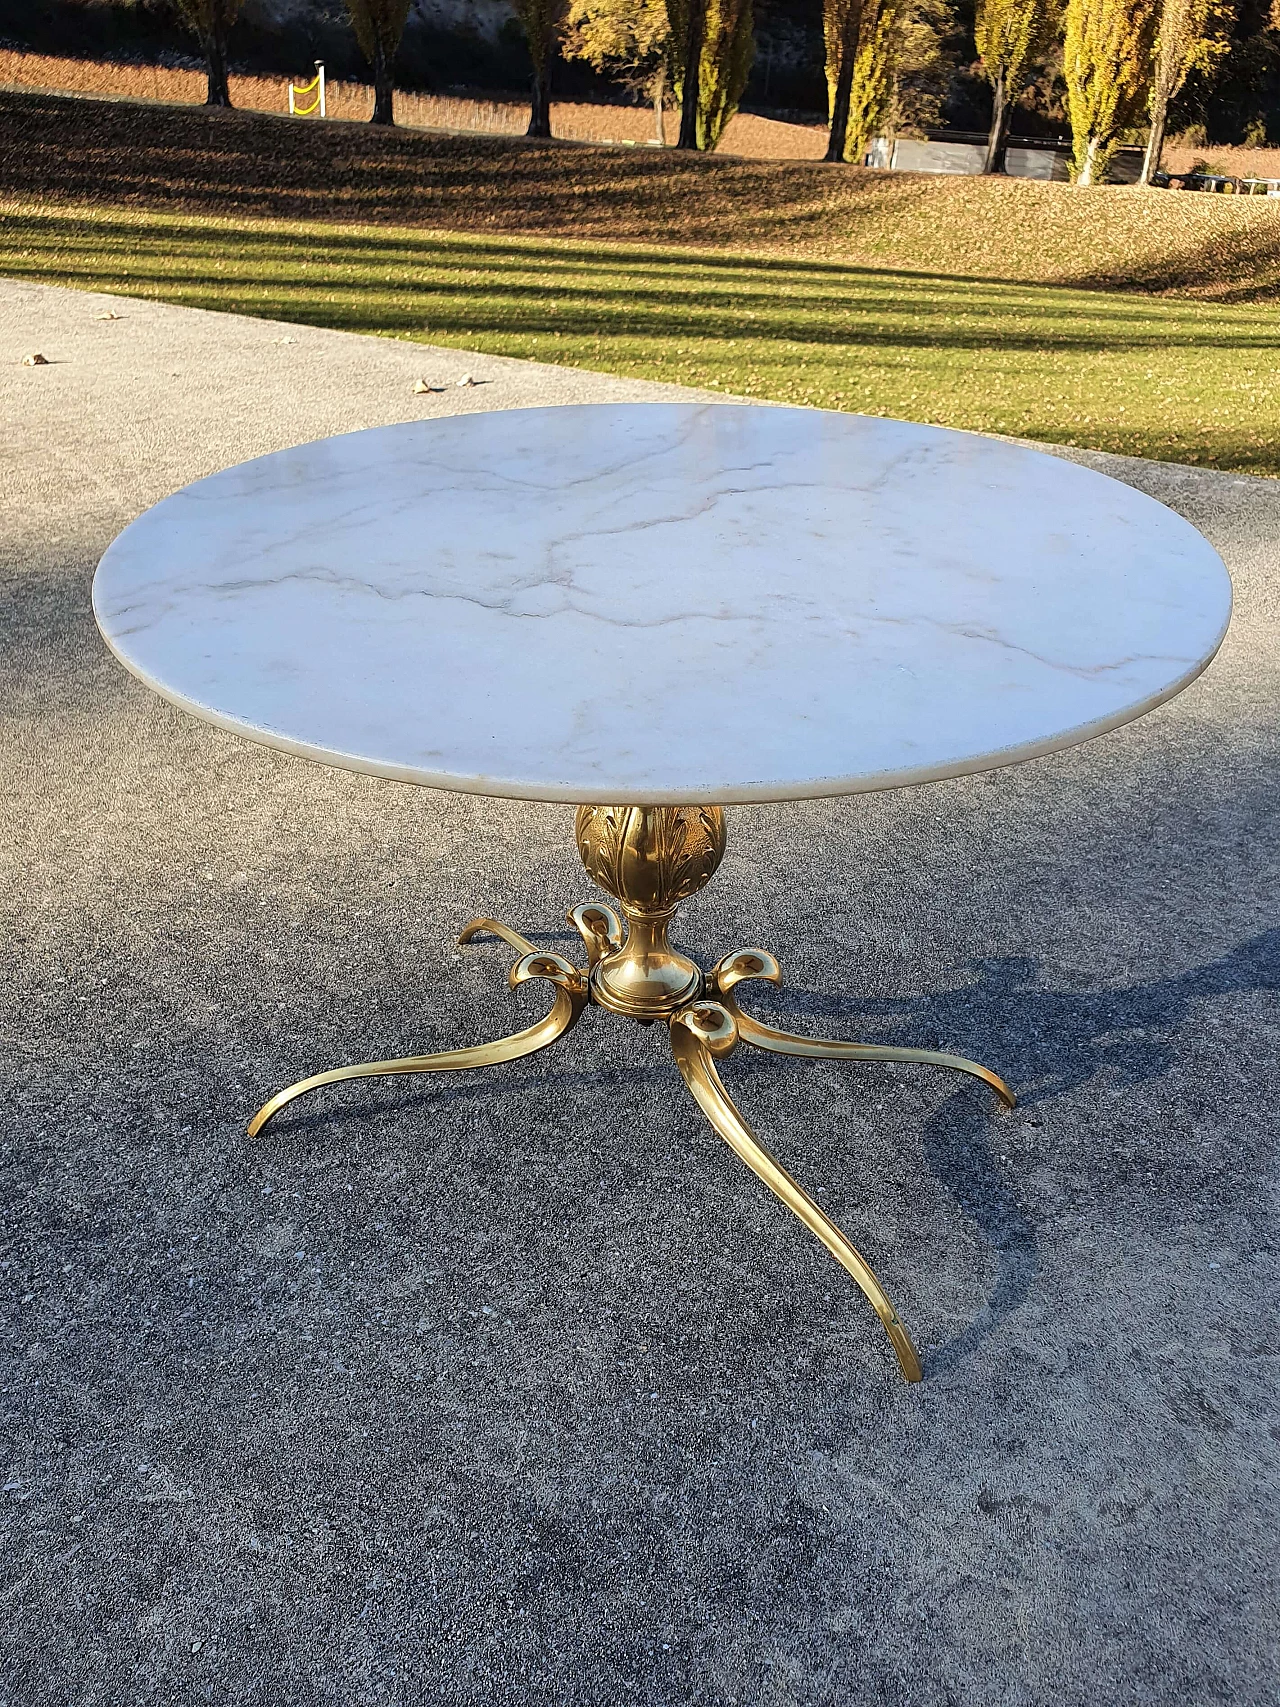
[{"left": 93, "top": 403, "right": 1231, "bottom": 1380}]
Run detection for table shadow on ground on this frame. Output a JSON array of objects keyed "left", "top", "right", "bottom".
[
  {"left": 737, "top": 928, "right": 1279, "bottom": 1374},
  {"left": 229, "top": 924, "right": 1279, "bottom": 1382}
]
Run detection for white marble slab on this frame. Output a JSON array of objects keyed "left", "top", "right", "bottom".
[{"left": 93, "top": 404, "right": 1232, "bottom": 805}]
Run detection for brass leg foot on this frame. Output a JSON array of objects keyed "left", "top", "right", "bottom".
[
  {"left": 248, "top": 951, "right": 587, "bottom": 1137},
  {"left": 710, "top": 950, "right": 1016, "bottom": 1109},
  {"left": 669, "top": 1000, "right": 923, "bottom": 1383}
]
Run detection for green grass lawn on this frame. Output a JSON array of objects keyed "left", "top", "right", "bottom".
[{"left": 6, "top": 200, "right": 1278, "bottom": 475}]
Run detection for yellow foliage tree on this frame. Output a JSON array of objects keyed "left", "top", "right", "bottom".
[
  {"left": 824, "top": 0, "right": 865, "bottom": 160},
  {"left": 344, "top": 0, "right": 412, "bottom": 125},
  {"left": 847, "top": 0, "right": 900, "bottom": 161},
  {"left": 562, "top": 0, "right": 673, "bottom": 142},
  {"left": 824, "top": 0, "right": 897, "bottom": 161},
  {"left": 1064, "top": 0, "right": 1159, "bottom": 182},
  {"left": 514, "top": 0, "right": 569, "bottom": 137},
  {"left": 893, "top": 0, "right": 957, "bottom": 136},
  {"left": 666, "top": 0, "right": 755, "bottom": 150},
  {"left": 172, "top": 0, "right": 245, "bottom": 107},
  {"left": 974, "top": 0, "right": 1061, "bottom": 172},
  {"left": 1138, "top": 0, "right": 1235, "bottom": 181},
  {"left": 824, "top": 0, "right": 901, "bottom": 163}
]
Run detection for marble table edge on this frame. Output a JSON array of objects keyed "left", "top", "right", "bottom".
[{"left": 97, "top": 610, "right": 1230, "bottom": 809}]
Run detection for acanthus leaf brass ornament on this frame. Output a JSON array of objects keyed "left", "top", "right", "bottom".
[
  {"left": 249, "top": 805, "right": 1014, "bottom": 1382},
  {"left": 574, "top": 804, "right": 725, "bottom": 1019}
]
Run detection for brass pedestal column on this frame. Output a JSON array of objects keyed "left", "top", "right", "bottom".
[
  {"left": 573, "top": 805, "right": 724, "bottom": 1019},
  {"left": 250, "top": 805, "right": 1014, "bottom": 1383}
]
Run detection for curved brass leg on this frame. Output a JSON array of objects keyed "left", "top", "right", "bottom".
[
  {"left": 710, "top": 950, "right": 1015, "bottom": 1109},
  {"left": 458, "top": 916, "right": 540, "bottom": 958},
  {"left": 669, "top": 1001, "right": 923, "bottom": 1383},
  {"left": 567, "top": 901, "right": 624, "bottom": 968},
  {"left": 248, "top": 952, "right": 587, "bottom": 1137}
]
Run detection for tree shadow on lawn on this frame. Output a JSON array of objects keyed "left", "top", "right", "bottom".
[
  {"left": 22, "top": 197, "right": 1272, "bottom": 307},
  {"left": 1065, "top": 214, "right": 1280, "bottom": 304},
  {"left": 0, "top": 87, "right": 944, "bottom": 240},
  {"left": 11, "top": 211, "right": 1280, "bottom": 363},
  {"left": 270, "top": 213, "right": 1280, "bottom": 309},
  {"left": 11, "top": 84, "right": 1280, "bottom": 304}
]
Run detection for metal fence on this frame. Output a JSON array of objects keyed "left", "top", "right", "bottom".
[{"left": 863, "top": 136, "right": 1280, "bottom": 191}]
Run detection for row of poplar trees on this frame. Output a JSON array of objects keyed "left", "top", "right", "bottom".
[
  {"left": 169, "top": 0, "right": 757, "bottom": 150},
  {"left": 975, "top": 0, "right": 1235, "bottom": 183},
  {"left": 172, "top": 0, "right": 1237, "bottom": 183},
  {"left": 827, "top": 0, "right": 1235, "bottom": 182}
]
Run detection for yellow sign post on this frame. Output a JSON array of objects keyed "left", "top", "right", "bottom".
[{"left": 288, "top": 61, "right": 326, "bottom": 117}]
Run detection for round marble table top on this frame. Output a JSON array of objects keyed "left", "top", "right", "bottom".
[{"left": 93, "top": 403, "right": 1231, "bottom": 805}]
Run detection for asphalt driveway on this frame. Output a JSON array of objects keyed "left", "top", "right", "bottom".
[{"left": 2, "top": 278, "right": 1277, "bottom": 1706}]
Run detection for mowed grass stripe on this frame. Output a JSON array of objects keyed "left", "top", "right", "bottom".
[{"left": 5, "top": 201, "right": 1277, "bottom": 474}]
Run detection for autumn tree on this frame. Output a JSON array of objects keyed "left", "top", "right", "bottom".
[
  {"left": 1139, "top": 0, "right": 1235, "bottom": 179},
  {"left": 825, "top": 0, "right": 867, "bottom": 160},
  {"left": 172, "top": 0, "right": 244, "bottom": 107},
  {"left": 667, "top": 0, "right": 755, "bottom": 150},
  {"left": 700, "top": 0, "right": 756, "bottom": 147},
  {"left": 668, "top": 0, "right": 704, "bottom": 145},
  {"left": 824, "top": 0, "right": 904, "bottom": 162},
  {"left": 562, "top": 0, "right": 673, "bottom": 142},
  {"left": 847, "top": 0, "right": 901, "bottom": 159},
  {"left": 344, "top": 0, "right": 411, "bottom": 124},
  {"left": 974, "top": 0, "right": 1061, "bottom": 171},
  {"left": 514, "top": 0, "right": 568, "bottom": 137},
  {"left": 1064, "top": 0, "right": 1159, "bottom": 181},
  {"left": 893, "top": 0, "right": 960, "bottom": 135}
]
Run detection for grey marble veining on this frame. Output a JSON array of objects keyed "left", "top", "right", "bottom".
[{"left": 92, "top": 403, "right": 1232, "bottom": 804}]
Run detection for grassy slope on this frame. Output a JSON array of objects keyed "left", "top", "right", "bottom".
[
  {"left": 3, "top": 90, "right": 1278, "bottom": 473},
  {"left": 4, "top": 89, "right": 1280, "bottom": 301}
]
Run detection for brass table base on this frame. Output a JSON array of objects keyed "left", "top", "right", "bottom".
[{"left": 249, "top": 806, "right": 1014, "bottom": 1383}]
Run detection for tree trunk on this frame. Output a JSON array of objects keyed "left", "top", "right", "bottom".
[
  {"left": 1140, "top": 92, "right": 1168, "bottom": 185},
  {"left": 527, "top": 41, "right": 553, "bottom": 137},
  {"left": 824, "top": 43, "right": 857, "bottom": 163},
  {"left": 201, "top": 26, "right": 232, "bottom": 108},
  {"left": 676, "top": 1, "right": 706, "bottom": 151},
  {"left": 982, "top": 68, "right": 1007, "bottom": 174},
  {"left": 653, "top": 63, "right": 666, "bottom": 145},
  {"left": 370, "top": 34, "right": 394, "bottom": 125},
  {"left": 1077, "top": 135, "right": 1098, "bottom": 187}
]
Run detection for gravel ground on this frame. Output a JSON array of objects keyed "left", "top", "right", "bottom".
[{"left": 2, "top": 277, "right": 1277, "bottom": 1707}]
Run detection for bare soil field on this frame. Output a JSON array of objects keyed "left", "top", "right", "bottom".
[
  {"left": 0, "top": 47, "right": 828, "bottom": 159},
  {"left": 8, "top": 48, "right": 1280, "bottom": 178},
  {"left": 1162, "top": 141, "right": 1280, "bottom": 179}
]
